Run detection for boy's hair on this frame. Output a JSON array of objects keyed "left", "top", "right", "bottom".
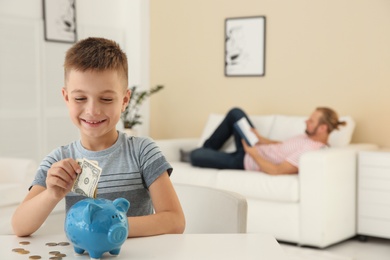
[
  {"left": 316, "top": 107, "right": 347, "bottom": 133},
  {"left": 64, "top": 37, "right": 128, "bottom": 89}
]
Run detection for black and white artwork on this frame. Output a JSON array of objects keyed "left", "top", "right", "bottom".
[
  {"left": 225, "top": 16, "right": 266, "bottom": 77},
  {"left": 43, "top": 0, "right": 77, "bottom": 43}
]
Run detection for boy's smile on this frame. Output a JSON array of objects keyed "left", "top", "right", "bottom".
[{"left": 62, "top": 69, "right": 129, "bottom": 151}]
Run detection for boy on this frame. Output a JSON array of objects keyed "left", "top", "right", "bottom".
[{"left": 12, "top": 37, "right": 185, "bottom": 237}]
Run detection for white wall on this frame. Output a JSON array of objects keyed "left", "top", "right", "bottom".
[
  {"left": 0, "top": 0, "right": 149, "bottom": 162},
  {"left": 150, "top": 0, "right": 390, "bottom": 147}
]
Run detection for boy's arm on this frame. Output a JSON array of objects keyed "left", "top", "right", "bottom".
[
  {"left": 12, "top": 186, "right": 61, "bottom": 236},
  {"left": 12, "top": 159, "right": 80, "bottom": 237},
  {"left": 127, "top": 172, "right": 185, "bottom": 237}
]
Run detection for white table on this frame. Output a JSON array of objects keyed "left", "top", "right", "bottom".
[{"left": 0, "top": 233, "right": 286, "bottom": 259}]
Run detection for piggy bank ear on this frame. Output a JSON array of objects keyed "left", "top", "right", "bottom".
[
  {"left": 83, "top": 203, "right": 103, "bottom": 224},
  {"left": 113, "top": 198, "right": 130, "bottom": 213}
]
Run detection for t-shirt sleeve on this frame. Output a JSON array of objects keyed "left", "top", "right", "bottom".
[
  {"left": 285, "top": 143, "right": 325, "bottom": 167},
  {"left": 138, "top": 137, "right": 173, "bottom": 188},
  {"left": 285, "top": 150, "right": 305, "bottom": 167}
]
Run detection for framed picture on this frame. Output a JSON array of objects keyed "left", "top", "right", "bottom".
[
  {"left": 43, "top": 0, "right": 77, "bottom": 43},
  {"left": 225, "top": 16, "right": 266, "bottom": 77}
]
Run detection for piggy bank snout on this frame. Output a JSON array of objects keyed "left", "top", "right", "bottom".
[{"left": 108, "top": 224, "right": 128, "bottom": 244}]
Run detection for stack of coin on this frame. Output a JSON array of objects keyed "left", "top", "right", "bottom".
[
  {"left": 48, "top": 249, "right": 67, "bottom": 259},
  {"left": 12, "top": 240, "right": 70, "bottom": 259},
  {"left": 45, "top": 242, "right": 58, "bottom": 247},
  {"left": 12, "top": 248, "right": 30, "bottom": 254}
]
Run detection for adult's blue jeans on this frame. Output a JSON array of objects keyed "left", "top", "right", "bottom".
[{"left": 190, "top": 107, "right": 254, "bottom": 169}]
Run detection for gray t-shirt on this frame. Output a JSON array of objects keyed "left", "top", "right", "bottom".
[{"left": 31, "top": 131, "right": 172, "bottom": 216}]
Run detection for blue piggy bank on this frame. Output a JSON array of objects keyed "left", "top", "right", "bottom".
[{"left": 64, "top": 198, "right": 130, "bottom": 260}]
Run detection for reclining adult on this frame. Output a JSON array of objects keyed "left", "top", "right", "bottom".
[{"left": 189, "top": 107, "right": 346, "bottom": 175}]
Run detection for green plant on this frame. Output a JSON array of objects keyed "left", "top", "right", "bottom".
[{"left": 121, "top": 85, "right": 164, "bottom": 129}]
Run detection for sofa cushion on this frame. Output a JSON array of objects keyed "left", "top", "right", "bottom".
[
  {"left": 269, "top": 115, "right": 355, "bottom": 147},
  {"left": 0, "top": 183, "right": 25, "bottom": 207},
  {"left": 267, "top": 115, "right": 306, "bottom": 141},
  {"left": 197, "top": 113, "right": 275, "bottom": 152},
  {"left": 170, "top": 162, "right": 220, "bottom": 187},
  {"left": 0, "top": 157, "right": 37, "bottom": 207},
  {"left": 170, "top": 162, "right": 299, "bottom": 203},
  {"left": 328, "top": 116, "right": 355, "bottom": 147},
  {"left": 215, "top": 170, "right": 299, "bottom": 203}
]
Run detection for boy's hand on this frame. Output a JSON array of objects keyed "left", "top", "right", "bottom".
[{"left": 46, "top": 158, "right": 81, "bottom": 200}]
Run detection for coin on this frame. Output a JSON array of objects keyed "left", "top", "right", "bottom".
[
  {"left": 56, "top": 253, "right": 67, "bottom": 257},
  {"left": 58, "top": 242, "right": 70, "bottom": 246},
  {"left": 49, "top": 251, "right": 60, "bottom": 255},
  {"left": 19, "top": 241, "right": 30, "bottom": 245},
  {"left": 29, "top": 256, "right": 42, "bottom": 259},
  {"left": 12, "top": 248, "right": 24, "bottom": 252},
  {"left": 46, "top": 242, "right": 58, "bottom": 246},
  {"left": 49, "top": 257, "right": 62, "bottom": 260},
  {"left": 18, "top": 250, "right": 30, "bottom": 254}
]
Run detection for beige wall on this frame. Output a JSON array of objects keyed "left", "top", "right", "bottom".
[{"left": 150, "top": 0, "right": 390, "bottom": 147}]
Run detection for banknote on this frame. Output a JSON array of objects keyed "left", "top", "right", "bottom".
[
  {"left": 72, "top": 158, "right": 101, "bottom": 198},
  {"left": 76, "top": 159, "right": 98, "bottom": 167}
]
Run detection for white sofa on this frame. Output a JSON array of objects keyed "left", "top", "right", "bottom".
[
  {"left": 156, "top": 113, "right": 377, "bottom": 248},
  {"left": 0, "top": 157, "right": 37, "bottom": 208},
  {"left": 0, "top": 157, "right": 65, "bottom": 235},
  {"left": 0, "top": 157, "right": 37, "bottom": 235}
]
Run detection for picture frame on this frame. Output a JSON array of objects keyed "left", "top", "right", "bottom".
[
  {"left": 225, "top": 16, "right": 266, "bottom": 77},
  {"left": 43, "top": 0, "right": 77, "bottom": 43}
]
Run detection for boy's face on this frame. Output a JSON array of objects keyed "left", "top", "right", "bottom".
[{"left": 62, "top": 69, "right": 129, "bottom": 149}]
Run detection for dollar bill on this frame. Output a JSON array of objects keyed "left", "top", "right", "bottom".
[
  {"left": 76, "top": 159, "right": 98, "bottom": 166},
  {"left": 72, "top": 158, "right": 101, "bottom": 198}
]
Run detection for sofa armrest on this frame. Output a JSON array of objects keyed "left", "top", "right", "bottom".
[
  {"left": 298, "top": 143, "right": 378, "bottom": 247},
  {"left": 155, "top": 138, "right": 199, "bottom": 162},
  {"left": 0, "top": 157, "right": 37, "bottom": 207}
]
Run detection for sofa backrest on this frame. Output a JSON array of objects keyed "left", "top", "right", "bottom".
[
  {"left": 0, "top": 157, "right": 37, "bottom": 184},
  {"left": 198, "top": 113, "right": 355, "bottom": 151},
  {"left": 267, "top": 115, "right": 356, "bottom": 147}
]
